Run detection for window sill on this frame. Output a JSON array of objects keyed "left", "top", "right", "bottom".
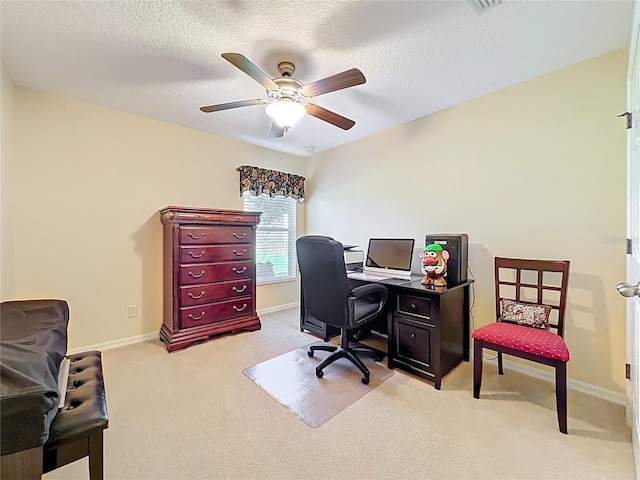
[{"left": 257, "top": 276, "right": 297, "bottom": 286}]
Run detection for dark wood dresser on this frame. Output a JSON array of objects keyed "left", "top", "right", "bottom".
[{"left": 159, "top": 206, "right": 261, "bottom": 352}]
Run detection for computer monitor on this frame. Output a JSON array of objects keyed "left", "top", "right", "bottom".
[{"left": 364, "top": 238, "right": 415, "bottom": 278}]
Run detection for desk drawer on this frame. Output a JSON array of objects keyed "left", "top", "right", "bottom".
[
  {"left": 394, "top": 319, "right": 434, "bottom": 373},
  {"left": 397, "top": 294, "right": 431, "bottom": 319}
]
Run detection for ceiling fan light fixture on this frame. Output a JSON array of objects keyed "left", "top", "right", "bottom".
[{"left": 265, "top": 99, "right": 306, "bottom": 130}]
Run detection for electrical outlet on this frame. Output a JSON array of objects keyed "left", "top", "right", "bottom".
[{"left": 127, "top": 305, "right": 138, "bottom": 318}]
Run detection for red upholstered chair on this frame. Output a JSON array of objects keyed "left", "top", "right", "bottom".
[{"left": 472, "top": 257, "right": 570, "bottom": 434}]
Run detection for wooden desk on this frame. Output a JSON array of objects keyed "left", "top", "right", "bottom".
[{"left": 300, "top": 274, "right": 473, "bottom": 389}]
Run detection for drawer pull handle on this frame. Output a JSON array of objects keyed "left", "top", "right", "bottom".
[
  {"left": 188, "top": 291, "right": 205, "bottom": 299},
  {"left": 233, "top": 304, "right": 248, "bottom": 312},
  {"left": 233, "top": 267, "right": 247, "bottom": 274},
  {"left": 410, "top": 303, "right": 417, "bottom": 310},
  {"left": 232, "top": 285, "right": 247, "bottom": 293},
  {"left": 411, "top": 333, "right": 416, "bottom": 339},
  {"left": 188, "top": 251, "right": 205, "bottom": 258},
  {"left": 189, "top": 270, "right": 206, "bottom": 278},
  {"left": 233, "top": 232, "right": 247, "bottom": 239},
  {"left": 233, "top": 249, "right": 247, "bottom": 256},
  {"left": 188, "top": 311, "right": 206, "bottom": 320},
  {"left": 188, "top": 233, "right": 205, "bottom": 239},
  {"left": 235, "top": 216, "right": 244, "bottom": 220}
]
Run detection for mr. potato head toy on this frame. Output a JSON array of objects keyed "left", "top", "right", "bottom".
[{"left": 420, "top": 244, "right": 449, "bottom": 286}]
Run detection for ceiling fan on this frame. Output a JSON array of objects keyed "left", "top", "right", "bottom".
[{"left": 199, "top": 53, "right": 366, "bottom": 138}]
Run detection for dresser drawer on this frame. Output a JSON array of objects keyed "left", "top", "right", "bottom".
[
  {"left": 180, "top": 298, "right": 253, "bottom": 328},
  {"left": 180, "top": 245, "right": 251, "bottom": 264},
  {"left": 220, "top": 212, "right": 257, "bottom": 224},
  {"left": 180, "top": 226, "right": 253, "bottom": 245},
  {"left": 180, "top": 261, "right": 252, "bottom": 285},
  {"left": 397, "top": 294, "right": 431, "bottom": 319},
  {"left": 173, "top": 211, "right": 220, "bottom": 223},
  {"left": 180, "top": 280, "right": 253, "bottom": 307}
]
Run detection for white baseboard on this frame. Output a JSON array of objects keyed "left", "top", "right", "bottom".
[
  {"left": 68, "top": 331, "right": 159, "bottom": 355},
  {"left": 482, "top": 353, "right": 627, "bottom": 406},
  {"left": 68, "top": 302, "right": 624, "bottom": 407},
  {"left": 68, "top": 302, "right": 301, "bottom": 355},
  {"left": 257, "top": 301, "right": 299, "bottom": 316}
]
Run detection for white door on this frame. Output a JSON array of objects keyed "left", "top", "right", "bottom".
[{"left": 618, "top": 1, "right": 640, "bottom": 477}]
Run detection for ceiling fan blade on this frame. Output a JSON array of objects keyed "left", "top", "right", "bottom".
[
  {"left": 200, "top": 99, "right": 266, "bottom": 113},
  {"left": 269, "top": 122, "right": 285, "bottom": 138},
  {"left": 300, "top": 68, "right": 366, "bottom": 97},
  {"left": 305, "top": 104, "right": 356, "bottom": 130},
  {"left": 221, "top": 53, "right": 279, "bottom": 90}
]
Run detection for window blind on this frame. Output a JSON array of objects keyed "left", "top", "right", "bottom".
[{"left": 243, "top": 192, "right": 297, "bottom": 284}]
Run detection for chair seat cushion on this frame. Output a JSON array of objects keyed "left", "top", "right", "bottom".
[{"left": 472, "top": 322, "right": 569, "bottom": 362}]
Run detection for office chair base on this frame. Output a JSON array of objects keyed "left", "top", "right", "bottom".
[{"left": 309, "top": 344, "right": 379, "bottom": 384}]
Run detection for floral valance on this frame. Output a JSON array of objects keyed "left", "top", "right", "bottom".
[{"left": 237, "top": 165, "right": 306, "bottom": 203}]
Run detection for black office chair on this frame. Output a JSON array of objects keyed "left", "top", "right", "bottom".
[{"left": 296, "top": 235, "right": 389, "bottom": 384}]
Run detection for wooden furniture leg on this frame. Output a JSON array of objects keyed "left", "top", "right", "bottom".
[{"left": 473, "top": 338, "right": 483, "bottom": 399}]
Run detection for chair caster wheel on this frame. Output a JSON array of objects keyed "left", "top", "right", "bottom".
[
  {"left": 374, "top": 353, "right": 384, "bottom": 362},
  {"left": 316, "top": 368, "right": 324, "bottom": 378},
  {"left": 307, "top": 350, "right": 314, "bottom": 357},
  {"left": 361, "top": 375, "right": 370, "bottom": 385}
]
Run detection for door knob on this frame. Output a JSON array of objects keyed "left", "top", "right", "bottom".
[{"left": 616, "top": 281, "right": 640, "bottom": 298}]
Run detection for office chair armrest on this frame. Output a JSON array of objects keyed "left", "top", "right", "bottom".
[
  {"left": 350, "top": 284, "right": 388, "bottom": 301},
  {"left": 348, "top": 284, "right": 388, "bottom": 326}
]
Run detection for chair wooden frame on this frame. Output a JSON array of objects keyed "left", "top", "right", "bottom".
[{"left": 473, "top": 257, "right": 570, "bottom": 434}]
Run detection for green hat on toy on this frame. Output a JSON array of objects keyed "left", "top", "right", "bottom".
[{"left": 426, "top": 244, "right": 443, "bottom": 252}]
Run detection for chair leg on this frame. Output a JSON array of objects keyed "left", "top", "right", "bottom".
[
  {"left": 88, "top": 431, "right": 104, "bottom": 480},
  {"left": 498, "top": 352, "right": 504, "bottom": 375},
  {"left": 473, "top": 338, "right": 483, "bottom": 399},
  {"left": 313, "top": 346, "right": 372, "bottom": 383},
  {"left": 316, "top": 349, "right": 347, "bottom": 371},
  {"left": 555, "top": 362, "right": 568, "bottom": 434},
  {"left": 344, "top": 350, "right": 370, "bottom": 378},
  {"left": 309, "top": 345, "right": 338, "bottom": 355}
]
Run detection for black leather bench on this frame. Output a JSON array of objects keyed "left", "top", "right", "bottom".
[{"left": 43, "top": 350, "right": 109, "bottom": 479}]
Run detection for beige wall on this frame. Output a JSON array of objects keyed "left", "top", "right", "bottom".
[
  {"left": 4, "top": 48, "right": 628, "bottom": 391},
  {"left": 307, "top": 49, "right": 628, "bottom": 392},
  {"left": 8, "top": 89, "right": 305, "bottom": 349},
  {"left": 1, "top": 62, "right": 16, "bottom": 300}
]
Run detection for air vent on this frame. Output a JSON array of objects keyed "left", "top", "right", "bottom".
[{"left": 472, "top": 0, "right": 504, "bottom": 13}]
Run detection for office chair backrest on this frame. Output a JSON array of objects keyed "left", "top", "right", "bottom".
[
  {"left": 296, "top": 236, "right": 351, "bottom": 326},
  {"left": 494, "top": 257, "right": 570, "bottom": 336}
]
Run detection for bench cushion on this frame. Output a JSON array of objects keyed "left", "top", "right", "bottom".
[{"left": 44, "top": 351, "right": 109, "bottom": 450}]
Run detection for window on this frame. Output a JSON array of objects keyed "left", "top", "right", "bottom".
[{"left": 243, "top": 192, "right": 297, "bottom": 284}]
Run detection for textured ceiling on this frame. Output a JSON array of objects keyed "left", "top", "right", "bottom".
[{"left": 0, "top": 1, "right": 633, "bottom": 157}]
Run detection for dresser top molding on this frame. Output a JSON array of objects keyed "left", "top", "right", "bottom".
[{"left": 159, "top": 206, "right": 261, "bottom": 225}]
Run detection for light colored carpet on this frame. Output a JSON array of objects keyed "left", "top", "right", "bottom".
[
  {"left": 243, "top": 342, "right": 394, "bottom": 427},
  {"left": 44, "top": 307, "right": 635, "bottom": 480}
]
